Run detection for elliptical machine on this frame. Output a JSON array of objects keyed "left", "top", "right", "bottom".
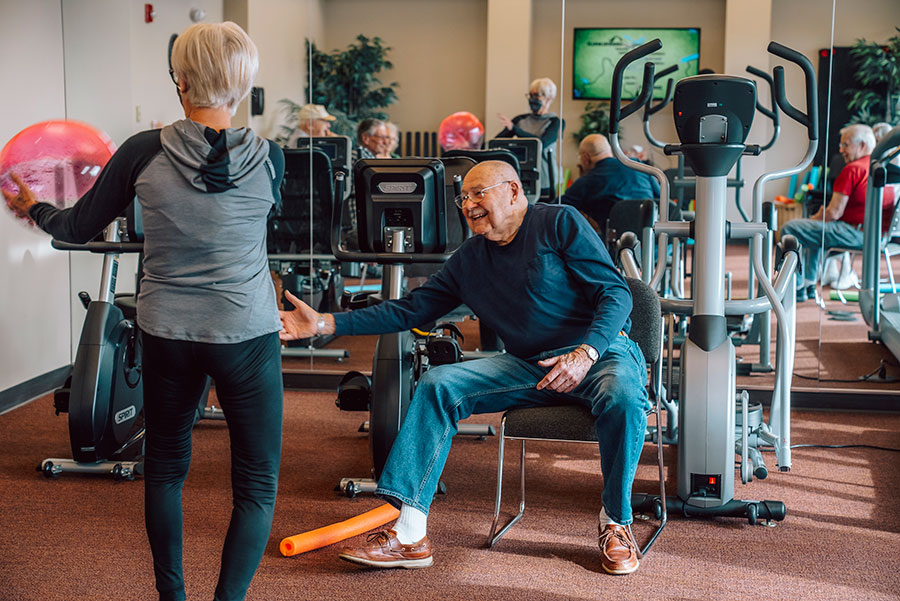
[
  {"left": 610, "top": 39, "right": 816, "bottom": 523},
  {"left": 39, "top": 206, "right": 220, "bottom": 481}
]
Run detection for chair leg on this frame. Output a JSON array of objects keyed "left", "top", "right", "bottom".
[
  {"left": 487, "top": 432, "right": 527, "bottom": 548},
  {"left": 487, "top": 417, "right": 507, "bottom": 546},
  {"left": 885, "top": 248, "right": 896, "bottom": 294},
  {"left": 640, "top": 392, "right": 668, "bottom": 556}
]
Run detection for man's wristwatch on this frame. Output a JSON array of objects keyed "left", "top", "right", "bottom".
[
  {"left": 316, "top": 315, "right": 326, "bottom": 336},
  {"left": 578, "top": 343, "right": 599, "bottom": 364}
]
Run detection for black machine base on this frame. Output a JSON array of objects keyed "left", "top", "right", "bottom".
[{"left": 632, "top": 493, "right": 785, "bottom": 526}]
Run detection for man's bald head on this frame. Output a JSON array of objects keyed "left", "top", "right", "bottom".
[
  {"left": 580, "top": 134, "right": 612, "bottom": 159},
  {"left": 464, "top": 160, "right": 522, "bottom": 190},
  {"left": 578, "top": 134, "right": 613, "bottom": 172}
]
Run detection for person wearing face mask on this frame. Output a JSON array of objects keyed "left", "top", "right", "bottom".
[
  {"left": 279, "top": 160, "right": 648, "bottom": 576},
  {"left": 496, "top": 77, "right": 565, "bottom": 201}
]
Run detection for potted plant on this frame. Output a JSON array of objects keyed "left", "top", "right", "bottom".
[
  {"left": 846, "top": 28, "right": 900, "bottom": 125},
  {"left": 571, "top": 101, "right": 612, "bottom": 144},
  {"left": 277, "top": 35, "right": 399, "bottom": 144}
]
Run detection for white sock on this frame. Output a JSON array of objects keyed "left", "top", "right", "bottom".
[
  {"left": 599, "top": 507, "right": 624, "bottom": 528},
  {"left": 393, "top": 504, "right": 428, "bottom": 544}
]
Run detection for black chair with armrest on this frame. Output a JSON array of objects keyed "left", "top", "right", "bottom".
[{"left": 487, "top": 277, "right": 667, "bottom": 555}]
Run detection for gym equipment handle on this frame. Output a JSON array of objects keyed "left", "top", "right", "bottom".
[
  {"left": 644, "top": 64, "right": 677, "bottom": 118},
  {"left": 51, "top": 240, "right": 144, "bottom": 253},
  {"left": 746, "top": 66, "right": 779, "bottom": 124},
  {"left": 610, "top": 38, "right": 662, "bottom": 134},
  {"left": 746, "top": 65, "right": 780, "bottom": 151},
  {"left": 767, "top": 41, "right": 818, "bottom": 140}
]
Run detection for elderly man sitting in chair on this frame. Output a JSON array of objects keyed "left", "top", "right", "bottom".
[
  {"left": 782, "top": 123, "right": 895, "bottom": 301},
  {"left": 280, "top": 160, "right": 651, "bottom": 575},
  {"left": 561, "top": 133, "right": 660, "bottom": 234}
]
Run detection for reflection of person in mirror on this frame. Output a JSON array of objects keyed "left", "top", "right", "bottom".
[
  {"left": 496, "top": 77, "right": 564, "bottom": 200},
  {"left": 287, "top": 103, "right": 337, "bottom": 147},
  {"left": 4, "top": 22, "right": 286, "bottom": 601},
  {"left": 280, "top": 160, "right": 650, "bottom": 576},
  {"left": 357, "top": 118, "right": 392, "bottom": 159},
  {"left": 561, "top": 134, "right": 660, "bottom": 235},
  {"left": 624, "top": 144, "right": 650, "bottom": 164},
  {"left": 781, "top": 124, "right": 895, "bottom": 301},
  {"left": 386, "top": 121, "right": 401, "bottom": 157},
  {"left": 873, "top": 121, "right": 900, "bottom": 168}
]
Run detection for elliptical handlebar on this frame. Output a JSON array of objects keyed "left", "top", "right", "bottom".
[
  {"left": 610, "top": 39, "right": 662, "bottom": 135},
  {"left": 746, "top": 65, "right": 781, "bottom": 151},
  {"left": 51, "top": 240, "right": 144, "bottom": 253},
  {"left": 643, "top": 64, "right": 677, "bottom": 118},
  {"left": 767, "top": 41, "right": 818, "bottom": 140},
  {"left": 642, "top": 64, "right": 677, "bottom": 149}
]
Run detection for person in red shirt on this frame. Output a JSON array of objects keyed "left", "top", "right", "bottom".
[{"left": 781, "top": 124, "right": 894, "bottom": 301}]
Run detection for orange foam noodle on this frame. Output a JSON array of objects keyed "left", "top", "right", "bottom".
[{"left": 280, "top": 503, "right": 400, "bottom": 557}]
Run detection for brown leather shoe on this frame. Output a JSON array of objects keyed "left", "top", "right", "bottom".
[
  {"left": 598, "top": 524, "right": 640, "bottom": 575},
  {"left": 338, "top": 530, "right": 434, "bottom": 569}
]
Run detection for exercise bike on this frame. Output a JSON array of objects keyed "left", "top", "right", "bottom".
[{"left": 39, "top": 208, "right": 221, "bottom": 481}]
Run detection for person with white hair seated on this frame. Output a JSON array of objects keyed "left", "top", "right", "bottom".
[
  {"left": 287, "top": 103, "right": 336, "bottom": 146},
  {"left": 497, "top": 77, "right": 565, "bottom": 199},
  {"left": 782, "top": 123, "right": 896, "bottom": 301}
]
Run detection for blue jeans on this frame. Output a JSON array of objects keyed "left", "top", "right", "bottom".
[
  {"left": 781, "top": 218, "right": 863, "bottom": 287},
  {"left": 376, "top": 334, "right": 650, "bottom": 525}
]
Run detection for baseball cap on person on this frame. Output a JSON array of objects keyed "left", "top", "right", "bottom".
[{"left": 298, "top": 104, "right": 336, "bottom": 122}]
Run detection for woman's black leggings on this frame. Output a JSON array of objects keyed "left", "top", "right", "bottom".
[{"left": 141, "top": 331, "right": 283, "bottom": 601}]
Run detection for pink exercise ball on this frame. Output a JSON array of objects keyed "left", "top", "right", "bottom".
[
  {"left": 438, "top": 112, "right": 484, "bottom": 151},
  {"left": 1, "top": 120, "right": 116, "bottom": 226}
]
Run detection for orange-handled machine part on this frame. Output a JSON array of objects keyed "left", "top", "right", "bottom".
[{"left": 280, "top": 503, "right": 400, "bottom": 557}]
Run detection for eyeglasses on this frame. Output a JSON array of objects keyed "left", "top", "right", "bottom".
[
  {"left": 455, "top": 180, "right": 511, "bottom": 209},
  {"left": 169, "top": 68, "right": 178, "bottom": 87}
]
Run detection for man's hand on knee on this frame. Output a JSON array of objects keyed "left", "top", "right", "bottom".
[{"left": 536, "top": 349, "right": 593, "bottom": 393}]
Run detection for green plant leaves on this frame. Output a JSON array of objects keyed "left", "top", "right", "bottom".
[{"left": 846, "top": 28, "right": 900, "bottom": 125}]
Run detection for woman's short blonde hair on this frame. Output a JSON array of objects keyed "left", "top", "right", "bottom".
[
  {"left": 529, "top": 78, "right": 557, "bottom": 100},
  {"left": 171, "top": 21, "right": 258, "bottom": 115}
]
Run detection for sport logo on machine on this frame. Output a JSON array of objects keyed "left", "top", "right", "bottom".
[
  {"left": 115, "top": 405, "right": 137, "bottom": 425},
  {"left": 377, "top": 182, "right": 417, "bottom": 194}
]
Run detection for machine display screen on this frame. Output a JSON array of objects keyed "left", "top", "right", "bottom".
[{"left": 573, "top": 27, "right": 701, "bottom": 100}]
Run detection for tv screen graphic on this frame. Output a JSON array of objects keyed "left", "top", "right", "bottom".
[{"left": 573, "top": 28, "right": 701, "bottom": 101}]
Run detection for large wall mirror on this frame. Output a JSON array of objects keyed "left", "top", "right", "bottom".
[
  {"left": 809, "top": 2, "right": 900, "bottom": 399},
  {"left": 58, "top": 0, "right": 900, "bottom": 402}
]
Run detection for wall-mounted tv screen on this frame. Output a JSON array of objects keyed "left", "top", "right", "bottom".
[{"left": 573, "top": 28, "right": 701, "bottom": 101}]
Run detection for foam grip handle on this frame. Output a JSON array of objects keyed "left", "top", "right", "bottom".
[
  {"left": 610, "top": 38, "right": 663, "bottom": 134},
  {"left": 280, "top": 504, "right": 401, "bottom": 557},
  {"left": 767, "top": 41, "right": 817, "bottom": 140}
]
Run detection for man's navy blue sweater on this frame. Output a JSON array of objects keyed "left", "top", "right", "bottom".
[{"left": 333, "top": 203, "right": 632, "bottom": 360}]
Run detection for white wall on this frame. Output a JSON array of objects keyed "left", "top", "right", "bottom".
[
  {"left": 0, "top": 1, "right": 70, "bottom": 393},
  {"left": 130, "top": 0, "right": 225, "bottom": 133},
  {"left": 248, "top": 0, "right": 325, "bottom": 139},
  {"left": 322, "top": 0, "right": 488, "bottom": 135}
]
